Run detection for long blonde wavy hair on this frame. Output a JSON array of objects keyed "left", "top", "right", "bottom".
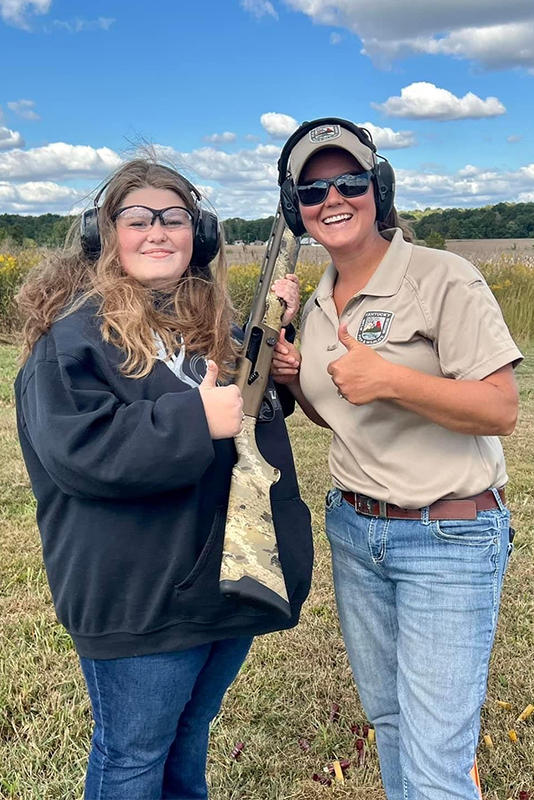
[{"left": 17, "top": 159, "right": 238, "bottom": 381}]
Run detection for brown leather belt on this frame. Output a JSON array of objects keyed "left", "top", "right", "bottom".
[{"left": 341, "top": 489, "right": 506, "bottom": 520}]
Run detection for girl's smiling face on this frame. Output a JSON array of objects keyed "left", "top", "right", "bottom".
[{"left": 116, "top": 187, "right": 194, "bottom": 287}]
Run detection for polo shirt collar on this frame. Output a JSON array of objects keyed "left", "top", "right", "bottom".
[{"left": 315, "top": 227, "right": 412, "bottom": 301}]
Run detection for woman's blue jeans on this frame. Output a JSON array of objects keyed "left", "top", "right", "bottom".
[
  {"left": 79, "top": 637, "right": 252, "bottom": 800},
  {"left": 325, "top": 487, "right": 512, "bottom": 800}
]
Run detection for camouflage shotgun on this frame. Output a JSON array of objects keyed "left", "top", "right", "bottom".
[{"left": 219, "top": 204, "right": 300, "bottom": 617}]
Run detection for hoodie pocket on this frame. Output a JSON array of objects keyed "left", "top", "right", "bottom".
[{"left": 174, "top": 506, "right": 267, "bottom": 623}]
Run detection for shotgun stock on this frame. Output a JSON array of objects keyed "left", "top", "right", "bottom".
[{"left": 219, "top": 204, "right": 300, "bottom": 617}]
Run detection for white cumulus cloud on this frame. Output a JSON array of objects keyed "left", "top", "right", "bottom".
[
  {"left": 181, "top": 151, "right": 534, "bottom": 216},
  {"left": 178, "top": 143, "right": 281, "bottom": 186},
  {"left": 0, "top": 0, "right": 51, "bottom": 29},
  {"left": 7, "top": 99, "right": 40, "bottom": 120},
  {"left": 357, "top": 122, "right": 415, "bottom": 149},
  {"left": 147, "top": 142, "right": 283, "bottom": 218},
  {"left": 457, "top": 165, "right": 479, "bottom": 177},
  {"left": 2, "top": 134, "right": 534, "bottom": 219},
  {"left": 330, "top": 32, "right": 342, "bottom": 44},
  {"left": 403, "top": 22, "right": 534, "bottom": 72},
  {"left": 0, "top": 180, "right": 85, "bottom": 213},
  {"left": 175, "top": 141, "right": 534, "bottom": 216},
  {"left": 394, "top": 162, "right": 534, "bottom": 209},
  {"left": 281, "top": 0, "right": 534, "bottom": 70},
  {"left": 373, "top": 82, "right": 506, "bottom": 121},
  {"left": 0, "top": 142, "right": 121, "bottom": 181},
  {"left": 241, "top": 0, "right": 278, "bottom": 20},
  {"left": 260, "top": 112, "right": 299, "bottom": 139},
  {"left": 203, "top": 132, "right": 237, "bottom": 144},
  {"left": 0, "top": 126, "right": 25, "bottom": 150}
]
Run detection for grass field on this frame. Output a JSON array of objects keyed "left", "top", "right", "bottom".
[
  {"left": 224, "top": 239, "right": 534, "bottom": 266},
  {"left": 0, "top": 343, "right": 533, "bottom": 799}
]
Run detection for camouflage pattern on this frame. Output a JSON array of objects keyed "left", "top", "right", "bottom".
[
  {"left": 219, "top": 209, "right": 300, "bottom": 611},
  {"left": 220, "top": 415, "right": 288, "bottom": 603}
]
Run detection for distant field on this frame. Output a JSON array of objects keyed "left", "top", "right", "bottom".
[
  {"left": 225, "top": 238, "right": 534, "bottom": 265},
  {"left": 445, "top": 238, "right": 534, "bottom": 261}
]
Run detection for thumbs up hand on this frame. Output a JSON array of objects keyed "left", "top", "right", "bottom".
[
  {"left": 200, "top": 359, "right": 219, "bottom": 388},
  {"left": 327, "top": 324, "right": 393, "bottom": 405},
  {"left": 199, "top": 360, "right": 244, "bottom": 439}
]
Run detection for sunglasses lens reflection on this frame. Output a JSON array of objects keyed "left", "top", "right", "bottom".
[
  {"left": 337, "top": 173, "right": 370, "bottom": 197},
  {"left": 297, "top": 183, "right": 329, "bottom": 206},
  {"left": 296, "top": 172, "right": 372, "bottom": 206}
]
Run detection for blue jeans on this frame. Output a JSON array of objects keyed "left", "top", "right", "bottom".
[
  {"left": 325, "top": 488, "right": 512, "bottom": 800},
  {"left": 80, "top": 637, "right": 252, "bottom": 800}
]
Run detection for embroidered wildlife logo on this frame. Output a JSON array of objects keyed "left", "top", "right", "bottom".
[
  {"left": 357, "top": 311, "right": 394, "bottom": 345},
  {"left": 309, "top": 124, "right": 340, "bottom": 143}
]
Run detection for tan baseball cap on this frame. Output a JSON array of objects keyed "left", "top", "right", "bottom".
[{"left": 289, "top": 122, "right": 377, "bottom": 181}]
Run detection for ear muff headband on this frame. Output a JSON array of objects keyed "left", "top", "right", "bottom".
[
  {"left": 80, "top": 173, "right": 221, "bottom": 273},
  {"left": 277, "top": 117, "right": 396, "bottom": 236}
]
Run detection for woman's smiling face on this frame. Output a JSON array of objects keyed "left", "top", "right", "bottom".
[
  {"left": 298, "top": 148, "right": 378, "bottom": 256},
  {"left": 116, "top": 187, "right": 194, "bottom": 288}
]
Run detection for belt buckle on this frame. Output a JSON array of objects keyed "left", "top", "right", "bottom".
[
  {"left": 356, "top": 495, "right": 387, "bottom": 518},
  {"left": 356, "top": 495, "right": 373, "bottom": 515}
]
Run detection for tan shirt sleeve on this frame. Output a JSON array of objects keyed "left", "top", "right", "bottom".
[{"left": 428, "top": 270, "right": 523, "bottom": 381}]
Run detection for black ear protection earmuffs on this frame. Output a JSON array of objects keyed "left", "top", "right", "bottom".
[
  {"left": 277, "top": 117, "right": 396, "bottom": 237},
  {"left": 80, "top": 172, "right": 221, "bottom": 275}
]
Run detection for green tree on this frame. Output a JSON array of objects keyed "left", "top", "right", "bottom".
[
  {"left": 48, "top": 217, "right": 74, "bottom": 247},
  {"left": 447, "top": 218, "right": 461, "bottom": 239},
  {"left": 10, "top": 224, "right": 24, "bottom": 246},
  {"left": 425, "top": 231, "right": 447, "bottom": 250}
]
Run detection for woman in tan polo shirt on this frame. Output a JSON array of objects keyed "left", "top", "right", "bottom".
[{"left": 273, "top": 118, "right": 521, "bottom": 800}]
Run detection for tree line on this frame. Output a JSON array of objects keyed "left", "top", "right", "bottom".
[
  {"left": 1, "top": 201, "right": 534, "bottom": 247},
  {"left": 400, "top": 202, "right": 534, "bottom": 240},
  {"left": 0, "top": 213, "right": 278, "bottom": 247}
]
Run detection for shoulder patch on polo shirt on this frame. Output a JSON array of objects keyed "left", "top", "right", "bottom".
[{"left": 357, "top": 311, "right": 394, "bottom": 345}]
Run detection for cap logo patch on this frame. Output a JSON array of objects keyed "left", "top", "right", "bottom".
[
  {"left": 357, "top": 311, "right": 394, "bottom": 345},
  {"left": 309, "top": 124, "right": 341, "bottom": 143}
]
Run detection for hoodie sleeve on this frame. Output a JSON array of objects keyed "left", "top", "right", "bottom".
[{"left": 20, "top": 353, "right": 215, "bottom": 499}]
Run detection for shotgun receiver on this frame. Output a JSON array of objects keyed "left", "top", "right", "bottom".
[{"left": 219, "top": 204, "right": 300, "bottom": 617}]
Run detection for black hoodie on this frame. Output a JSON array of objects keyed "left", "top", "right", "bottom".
[{"left": 14, "top": 302, "right": 313, "bottom": 659}]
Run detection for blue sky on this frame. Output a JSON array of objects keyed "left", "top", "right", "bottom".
[{"left": 1, "top": 0, "right": 534, "bottom": 218}]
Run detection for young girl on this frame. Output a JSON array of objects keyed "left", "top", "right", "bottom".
[{"left": 15, "top": 158, "right": 313, "bottom": 800}]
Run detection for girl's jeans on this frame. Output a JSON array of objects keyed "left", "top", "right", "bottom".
[
  {"left": 325, "top": 487, "right": 512, "bottom": 800},
  {"left": 80, "top": 637, "right": 252, "bottom": 800}
]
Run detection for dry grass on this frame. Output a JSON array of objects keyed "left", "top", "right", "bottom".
[
  {"left": 224, "top": 239, "right": 534, "bottom": 267},
  {"left": 0, "top": 343, "right": 533, "bottom": 799}
]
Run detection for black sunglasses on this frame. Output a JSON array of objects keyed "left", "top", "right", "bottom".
[
  {"left": 114, "top": 205, "right": 194, "bottom": 230},
  {"left": 296, "top": 170, "right": 373, "bottom": 206}
]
